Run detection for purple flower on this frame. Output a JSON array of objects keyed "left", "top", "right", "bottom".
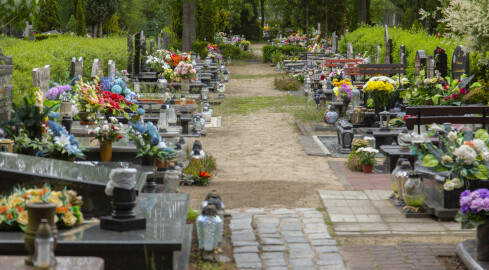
[
  {"left": 483, "top": 198, "right": 489, "bottom": 212},
  {"left": 479, "top": 189, "right": 489, "bottom": 199},
  {"left": 470, "top": 197, "right": 485, "bottom": 213},
  {"left": 461, "top": 190, "right": 471, "bottom": 197},
  {"left": 471, "top": 190, "right": 481, "bottom": 200},
  {"left": 460, "top": 194, "right": 472, "bottom": 208},
  {"left": 461, "top": 204, "right": 469, "bottom": 215}
]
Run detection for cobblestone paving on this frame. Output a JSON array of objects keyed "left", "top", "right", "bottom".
[
  {"left": 340, "top": 243, "right": 456, "bottom": 270},
  {"left": 319, "top": 190, "right": 472, "bottom": 236},
  {"left": 228, "top": 208, "right": 346, "bottom": 270}
]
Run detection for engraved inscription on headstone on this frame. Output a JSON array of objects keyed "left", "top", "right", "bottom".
[
  {"left": 434, "top": 47, "right": 447, "bottom": 78},
  {"left": 108, "top": 60, "right": 116, "bottom": 80},
  {"left": 91, "top": 59, "right": 103, "bottom": 79},
  {"left": 427, "top": 55, "right": 435, "bottom": 78},
  {"left": 347, "top": 43, "right": 353, "bottom": 59},
  {"left": 32, "top": 65, "right": 50, "bottom": 92},
  {"left": 452, "top": 45, "right": 470, "bottom": 80},
  {"left": 384, "top": 39, "right": 392, "bottom": 64},
  {"left": 0, "top": 49, "right": 13, "bottom": 122},
  {"left": 71, "top": 57, "right": 83, "bottom": 83},
  {"left": 415, "top": 50, "right": 427, "bottom": 76},
  {"left": 400, "top": 45, "right": 406, "bottom": 65}
]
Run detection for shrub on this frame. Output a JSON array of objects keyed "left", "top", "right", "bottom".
[
  {"left": 66, "top": 15, "right": 76, "bottom": 32},
  {"left": 345, "top": 138, "right": 369, "bottom": 171},
  {"left": 187, "top": 207, "right": 199, "bottom": 222},
  {"left": 192, "top": 41, "right": 247, "bottom": 60},
  {"left": 274, "top": 75, "right": 301, "bottom": 91},
  {"left": 262, "top": 45, "right": 307, "bottom": 63},
  {"left": 34, "top": 34, "right": 60, "bottom": 41},
  {"left": 35, "top": 0, "right": 62, "bottom": 33},
  {"left": 103, "top": 13, "right": 120, "bottom": 36},
  {"left": 191, "top": 41, "right": 208, "bottom": 58},
  {"left": 75, "top": 0, "right": 86, "bottom": 37}
]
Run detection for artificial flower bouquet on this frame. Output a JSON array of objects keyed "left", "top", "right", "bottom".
[
  {"left": 207, "top": 44, "right": 223, "bottom": 63},
  {"left": 0, "top": 185, "right": 84, "bottom": 230},
  {"left": 363, "top": 76, "right": 397, "bottom": 109},
  {"left": 174, "top": 62, "right": 197, "bottom": 80},
  {"left": 42, "top": 120, "right": 85, "bottom": 160},
  {"left": 329, "top": 70, "right": 346, "bottom": 82},
  {"left": 89, "top": 117, "right": 124, "bottom": 143},
  {"left": 456, "top": 189, "right": 489, "bottom": 229},
  {"left": 334, "top": 83, "right": 355, "bottom": 101}
]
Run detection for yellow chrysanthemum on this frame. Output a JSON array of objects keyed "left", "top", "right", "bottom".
[
  {"left": 7, "top": 195, "right": 24, "bottom": 208},
  {"left": 17, "top": 211, "right": 28, "bottom": 225},
  {"left": 63, "top": 212, "right": 77, "bottom": 227}
]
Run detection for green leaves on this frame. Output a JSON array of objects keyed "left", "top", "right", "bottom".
[
  {"left": 422, "top": 154, "right": 439, "bottom": 167},
  {"left": 475, "top": 129, "right": 489, "bottom": 142},
  {"left": 475, "top": 165, "right": 489, "bottom": 180}
]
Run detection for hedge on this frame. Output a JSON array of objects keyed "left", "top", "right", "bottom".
[
  {"left": 338, "top": 26, "right": 465, "bottom": 79},
  {"left": 0, "top": 36, "right": 127, "bottom": 104},
  {"left": 34, "top": 34, "right": 60, "bottom": 41},
  {"left": 191, "top": 41, "right": 250, "bottom": 60},
  {"left": 262, "top": 45, "right": 307, "bottom": 63}
]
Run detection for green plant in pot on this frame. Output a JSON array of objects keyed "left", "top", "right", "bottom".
[{"left": 356, "top": 147, "right": 379, "bottom": 173}]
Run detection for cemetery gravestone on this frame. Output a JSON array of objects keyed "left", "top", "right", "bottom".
[
  {"left": 415, "top": 50, "right": 427, "bottom": 76},
  {"left": 150, "top": 40, "right": 154, "bottom": 56},
  {"left": 91, "top": 59, "right": 103, "bottom": 79},
  {"left": 384, "top": 39, "right": 392, "bottom": 64},
  {"left": 400, "top": 45, "right": 406, "bottom": 65},
  {"left": 347, "top": 43, "right": 353, "bottom": 59},
  {"left": 142, "top": 21, "right": 158, "bottom": 37},
  {"left": 162, "top": 32, "right": 168, "bottom": 50},
  {"left": 434, "top": 47, "right": 448, "bottom": 78},
  {"left": 134, "top": 32, "right": 141, "bottom": 75},
  {"left": 71, "top": 57, "right": 83, "bottom": 83},
  {"left": 376, "top": 45, "right": 381, "bottom": 64},
  {"left": 32, "top": 65, "right": 50, "bottom": 92},
  {"left": 427, "top": 56, "right": 435, "bottom": 78},
  {"left": 141, "top": 33, "right": 147, "bottom": 71},
  {"left": 332, "top": 32, "right": 337, "bottom": 53},
  {"left": 108, "top": 60, "right": 116, "bottom": 80},
  {"left": 384, "top": 24, "right": 389, "bottom": 44},
  {"left": 127, "top": 35, "right": 134, "bottom": 75},
  {"left": 0, "top": 49, "right": 13, "bottom": 122},
  {"left": 452, "top": 45, "right": 470, "bottom": 80}
]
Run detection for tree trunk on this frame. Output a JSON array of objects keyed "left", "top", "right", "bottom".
[
  {"left": 358, "top": 0, "right": 367, "bottom": 24},
  {"left": 260, "top": 0, "right": 265, "bottom": 28},
  {"left": 93, "top": 24, "right": 97, "bottom": 38},
  {"left": 306, "top": 1, "right": 309, "bottom": 44},
  {"left": 324, "top": 0, "right": 328, "bottom": 35},
  {"left": 99, "top": 21, "right": 103, "bottom": 38}
]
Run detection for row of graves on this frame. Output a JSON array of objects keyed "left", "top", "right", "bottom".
[
  {"left": 0, "top": 29, "right": 229, "bottom": 269},
  {"left": 278, "top": 26, "right": 489, "bottom": 268}
]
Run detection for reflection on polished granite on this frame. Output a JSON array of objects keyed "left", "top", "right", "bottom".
[{"left": 0, "top": 256, "right": 104, "bottom": 270}]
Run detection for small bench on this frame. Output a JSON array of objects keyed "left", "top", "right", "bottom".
[
  {"left": 405, "top": 105, "right": 489, "bottom": 134},
  {"left": 322, "top": 58, "right": 364, "bottom": 69}
]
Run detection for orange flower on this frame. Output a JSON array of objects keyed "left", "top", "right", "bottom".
[
  {"left": 16, "top": 206, "right": 24, "bottom": 213},
  {"left": 199, "top": 171, "right": 210, "bottom": 178},
  {"left": 6, "top": 213, "right": 12, "bottom": 220},
  {"left": 464, "top": 141, "right": 476, "bottom": 148},
  {"left": 0, "top": 205, "right": 8, "bottom": 214},
  {"left": 22, "top": 193, "right": 29, "bottom": 199},
  {"left": 56, "top": 206, "right": 69, "bottom": 214}
]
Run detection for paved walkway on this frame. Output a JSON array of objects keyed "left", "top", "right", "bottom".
[
  {"left": 330, "top": 161, "right": 391, "bottom": 190},
  {"left": 228, "top": 208, "right": 346, "bottom": 270}
]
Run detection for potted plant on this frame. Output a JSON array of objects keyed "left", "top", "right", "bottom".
[
  {"left": 356, "top": 147, "right": 379, "bottom": 173},
  {"left": 89, "top": 117, "right": 124, "bottom": 162},
  {"left": 174, "top": 62, "right": 197, "bottom": 93},
  {"left": 456, "top": 189, "right": 489, "bottom": 261},
  {"left": 363, "top": 76, "right": 396, "bottom": 113}
]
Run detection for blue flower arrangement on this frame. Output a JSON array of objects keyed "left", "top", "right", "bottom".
[
  {"left": 128, "top": 113, "right": 174, "bottom": 160},
  {"left": 42, "top": 120, "right": 85, "bottom": 160}
]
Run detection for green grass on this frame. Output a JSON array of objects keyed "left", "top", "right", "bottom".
[{"left": 213, "top": 95, "right": 327, "bottom": 122}]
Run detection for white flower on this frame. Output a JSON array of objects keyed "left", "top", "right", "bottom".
[
  {"left": 448, "top": 131, "right": 458, "bottom": 142},
  {"left": 93, "top": 127, "right": 100, "bottom": 134},
  {"left": 54, "top": 134, "right": 71, "bottom": 147},
  {"left": 109, "top": 116, "right": 118, "bottom": 123},
  {"left": 102, "top": 125, "right": 109, "bottom": 131},
  {"left": 482, "top": 152, "right": 489, "bottom": 162},
  {"left": 453, "top": 178, "right": 462, "bottom": 189},
  {"left": 444, "top": 180, "right": 455, "bottom": 191},
  {"left": 356, "top": 147, "right": 379, "bottom": 154},
  {"left": 429, "top": 123, "right": 444, "bottom": 132},
  {"left": 441, "top": 155, "right": 453, "bottom": 165},
  {"left": 453, "top": 145, "right": 477, "bottom": 165},
  {"left": 473, "top": 139, "right": 488, "bottom": 154}
]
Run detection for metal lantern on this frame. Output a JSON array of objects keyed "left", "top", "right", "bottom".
[
  {"left": 134, "top": 79, "right": 140, "bottom": 93},
  {"left": 223, "top": 70, "right": 229, "bottom": 82},
  {"left": 397, "top": 127, "right": 411, "bottom": 151},
  {"left": 196, "top": 205, "right": 222, "bottom": 251},
  {"left": 364, "top": 129, "right": 376, "bottom": 149},
  {"left": 379, "top": 110, "right": 391, "bottom": 129},
  {"left": 403, "top": 171, "right": 425, "bottom": 206},
  {"left": 319, "top": 90, "right": 327, "bottom": 109},
  {"left": 158, "top": 104, "right": 168, "bottom": 132}
]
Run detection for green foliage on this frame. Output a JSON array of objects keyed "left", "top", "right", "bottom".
[
  {"left": 35, "top": 0, "right": 62, "bottom": 32},
  {"left": 34, "top": 34, "right": 60, "bottom": 41},
  {"left": 192, "top": 41, "right": 249, "bottom": 60},
  {"left": 66, "top": 15, "right": 77, "bottom": 32},
  {"left": 186, "top": 207, "right": 199, "bottom": 222},
  {"left": 262, "top": 45, "right": 307, "bottom": 63},
  {"left": 273, "top": 75, "right": 301, "bottom": 91},
  {"left": 345, "top": 138, "right": 369, "bottom": 171},
  {"left": 0, "top": 35, "right": 127, "bottom": 102},
  {"left": 58, "top": 0, "right": 75, "bottom": 27},
  {"left": 339, "top": 25, "right": 462, "bottom": 79},
  {"left": 103, "top": 13, "right": 120, "bottom": 35},
  {"left": 182, "top": 154, "right": 216, "bottom": 186},
  {"left": 75, "top": 0, "right": 86, "bottom": 36},
  {"left": 85, "top": 0, "right": 118, "bottom": 32},
  {"left": 0, "top": 0, "right": 40, "bottom": 31},
  {"left": 191, "top": 41, "right": 208, "bottom": 59}
]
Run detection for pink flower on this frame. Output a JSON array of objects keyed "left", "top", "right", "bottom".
[
  {"left": 443, "top": 85, "right": 448, "bottom": 90},
  {"left": 452, "top": 94, "right": 459, "bottom": 99},
  {"left": 459, "top": 88, "right": 467, "bottom": 94}
]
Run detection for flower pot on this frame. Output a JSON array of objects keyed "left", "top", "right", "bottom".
[
  {"left": 24, "top": 203, "right": 58, "bottom": 265},
  {"left": 155, "top": 158, "right": 168, "bottom": 171},
  {"left": 477, "top": 223, "right": 489, "bottom": 261},
  {"left": 362, "top": 164, "right": 374, "bottom": 173},
  {"left": 181, "top": 78, "right": 190, "bottom": 93},
  {"left": 78, "top": 112, "right": 94, "bottom": 125},
  {"left": 100, "top": 140, "right": 113, "bottom": 162}
]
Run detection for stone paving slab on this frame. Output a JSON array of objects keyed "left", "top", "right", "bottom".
[
  {"left": 229, "top": 208, "right": 347, "bottom": 270},
  {"left": 329, "top": 161, "right": 391, "bottom": 190},
  {"left": 319, "top": 190, "right": 474, "bottom": 236}
]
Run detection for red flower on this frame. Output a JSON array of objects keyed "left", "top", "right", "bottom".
[
  {"left": 459, "top": 88, "right": 467, "bottom": 94},
  {"left": 199, "top": 171, "right": 210, "bottom": 178},
  {"left": 437, "top": 49, "right": 441, "bottom": 53},
  {"left": 452, "top": 94, "right": 459, "bottom": 99},
  {"left": 443, "top": 85, "right": 448, "bottom": 90}
]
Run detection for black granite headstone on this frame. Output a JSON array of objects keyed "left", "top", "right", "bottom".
[
  {"left": 384, "top": 39, "right": 392, "bottom": 64},
  {"left": 134, "top": 32, "right": 141, "bottom": 75},
  {"left": 434, "top": 47, "right": 448, "bottom": 78},
  {"left": 452, "top": 45, "right": 470, "bottom": 80},
  {"left": 415, "top": 50, "right": 427, "bottom": 76},
  {"left": 0, "top": 49, "right": 13, "bottom": 123}
]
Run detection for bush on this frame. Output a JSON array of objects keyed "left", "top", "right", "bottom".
[
  {"left": 34, "top": 34, "right": 60, "bottom": 41},
  {"left": 191, "top": 41, "right": 208, "bottom": 58},
  {"left": 66, "top": 15, "right": 76, "bottom": 32},
  {"left": 338, "top": 25, "right": 463, "bottom": 79},
  {"left": 75, "top": 0, "right": 86, "bottom": 37},
  {"left": 262, "top": 45, "right": 307, "bottom": 63},
  {"left": 35, "top": 0, "right": 62, "bottom": 33},
  {"left": 192, "top": 41, "right": 247, "bottom": 60},
  {"left": 274, "top": 75, "right": 301, "bottom": 91},
  {"left": 103, "top": 13, "right": 120, "bottom": 36},
  {"left": 0, "top": 36, "right": 127, "bottom": 103},
  {"left": 187, "top": 207, "right": 199, "bottom": 222},
  {"left": 345, "top": 138, "right": 369, "bottom": 171}
]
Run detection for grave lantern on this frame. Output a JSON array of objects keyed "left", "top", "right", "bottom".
[
  {"left": 379, "top": 110, "right": 391, "bottom": 129},
  {"left": 163, "top": 162, "right": 180, "bottom": 193},
  {"left": 319, "top": 91, "right": 327, "bottom": 109},
  {"left": 60, "top": 91, "right": 72, "bottom": 117},
  {"left": 364, "top": 129, "right": 376, "bottom": 149},
  {"left": 201, "top": 87, "right": 209, "bottom": 101},
  {"left": 304, "top": 77, "right": 312, "bottom": 92},
  {"left": 158, "top": 104, "right": 168, "bottom": 132},
  {"left": 351, "top": 88, "right": 361, "bottom": 108},
  {"left": 134, "top": 79, "right": 140, "bottom": 93},
  {"left": 227, "top": 56, "right": 232, "bottom": 65},
  {"left": 196, "top": 205, "right": 222, "bottom": 251},
  {"left": 157, "top": 76, "right": 168, "bottom": 91},
  {"left": 324, "top": 105, "right": 339, "bottom": 125},
  {"left": 168, "top": 101, "right": 177, "bottom": 126},
  {"left": 61, "top": 114, "right": 72, "bottom": 134},
  {"left": 392, "top": 159, "right": 412, "bottom": 198},
  {"left": 397, "top": 127, "right": 411, "bottom": 151},
  {"left": 217, "top": 83, "right": 225, "bottom": 99},
  {"left": 223, "top": 70, "right": 229, "bottom": 82},
  {"left": 192, "top": 113, "right": 205, "bottom": 133},
  {"left": 32, "top": 219, "right": 55, "bottom": 269},
  {"left": 202, "top": 106, "right": 212, "bottom": 122},
  {"left": 403, "top": 171, "right": 425, "bottom": 207},
  {"left": 174, "top": 143, "right": 188, "bottom": 168}
]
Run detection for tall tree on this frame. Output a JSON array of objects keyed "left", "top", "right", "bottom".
[
  {"left": 260, "top": 0, "right": 265, "bottom": 28},
  {"left": 358, "top": 0, "right": 367, "bottom": 24},
  {"left": 0, "top": 0, "right": 40, "bottom": 32},
  {"left": 35, "top": 0, "right": 62, "bottom": 32},
  {"left": 85, "top": 0, "right": 118, "bottom": 37},
  {"left": 75, "top": 0, "right": 86, "bottom": 36}
]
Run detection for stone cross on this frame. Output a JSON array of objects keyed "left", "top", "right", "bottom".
[
  {"left": 400, "top": 45, "right": 406, "bottom": 65},
  {"left": 427, "top": 56, "right": 435, "bottom": 78},
  {"left": 452, "top": 45, "right": 470, "bottom": 80},
  {"left": 384, "top": 39, "right": 392, "bottom": 64},
  {"left": 415, "top": 50, "right": 427, "bottom": 76},
  {"left": 32, "top": 65, "right": 50, "bottom": 92},
  {"left": 108, "top": 60, "right": 116, "bottom": 80},
  {"left": 91, "top": 59, "right": 103, "bottom": 79},
  {"left": 0, "top": 49, "right": 13, "bottom": 122},
  {"left": 71, "top": 57, "right": 83, "bottom": 83},
  {"left": 134, "top": 32, "right": 141, "bottom": 75},
  {"left": 347, "top": 43, "right": 353, "bottom": 59},
  {"left": 434, "top": 47, "right": 448, "bottom": 78},
  {"left": 375, "top": 45, "right": 381, "bottom": 64},
  {"left": 127, "top": 35, "right": 134, "bottom": 75}
]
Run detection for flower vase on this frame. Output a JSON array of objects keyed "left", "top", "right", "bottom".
[
  {"left": 24, "top": 203, "right": 58, "bottom": 265},
  {"left": 362, "top": 164, "right": 374, "bottom": 173},
  {"left": 477, "top": 223, "right": 489, "bottom": 261},
  {"left": 100, "top": 140, "right": 113, "bottom": 162},
  {"left": 342, "top": 99, "right": 350, "bottom": 117},
  {"left": 78, "top": 112, "right": 94, "bottom": 125},
  {"left": 155, "top": 158, "right": 168, "bottom": 171},
  {"left": 182, "top": 78, "right": 190, "bottom": 93}
]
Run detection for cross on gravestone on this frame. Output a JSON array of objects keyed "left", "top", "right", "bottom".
[
  {"left": 427, "top": 56, "right": 435, "bottom": 78},
  {"left": 434, "top": 47, "right": 448, "bottom": 78},
  {"left": 415, "top": 50, "right": 427, "bottom": 76},
  {"left": 91, "top": 59, "right": 103, "bottom": 79},
  {"left": 149, "top": 40, "right": 154, "bottom": 56},
  {"left": 108, "top": 60, "right": 116, "bottom": 80},
  {"left": 347, "top": 43, "right": 353, "bottom": 59},
  {"left": 400, "top": 45, "right": 406, "bottom": 65},
  {"left": 32, "top": 65, "right": 50, "bottom": 92},
  {"left": 71, "top": 57, "right": 83, "bottom": 83},
  {"left": 376, "top": 45, "right": 381, "bottom": 64},
  {"left": 134, "top": 32, "right": 141, "bottom": 75},
  {"left": 127, "top": 35, "right": 134, "bottom": 75},
  {"left": 384, "top": 39, "right": 392, "bottom": 64},
  {"left": 162, "top": 32, "right": 168, "bottom": 50},
  {"left": 142, "top": 21, "right": 158, "bottom": 37},
  {"left": 452, "top": 45, "right": 470, "bottom": 80},
  {"left": 0, "top": 49, "right": 13, "bottom": 122}
]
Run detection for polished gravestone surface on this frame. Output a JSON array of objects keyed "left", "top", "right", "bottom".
[
  {"left": 356, "top": 127, "right": 404, "bottom": 149},
  {"left": 457, "top": 239, "right": 489, "bottom": 270},
  {"left": 0, "top": 193, "right": 191, "bottom": 270},
  {"left": 0, "top": 152, "right": 147, "bottom": 217}
]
